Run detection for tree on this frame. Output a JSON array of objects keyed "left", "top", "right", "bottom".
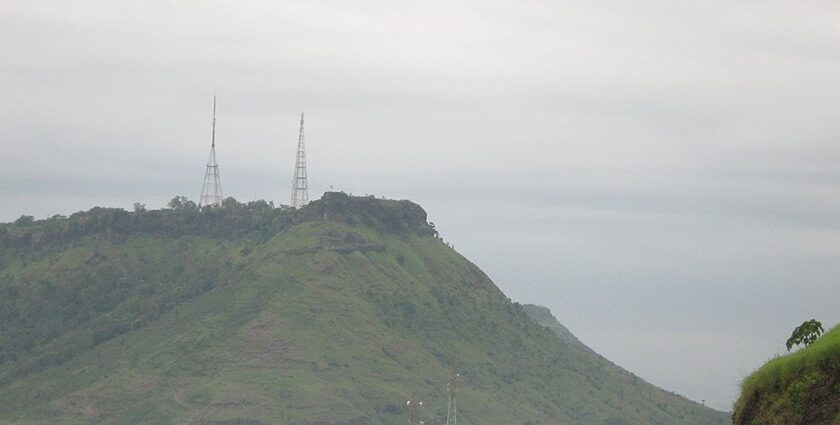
[
  {"left": 133, "top": 203, "right": 146, "bottom": 213},
  {"left": 786, "top": 319, "right": 824, "bottom": 351},
  {"left": 167, "top": 196, "right": 196, "bottom": 211},
  {"left": 14, "top": 215, "right": 34, "bottom": 226},
  {"left": 167, "top": 196, "right": 185, "bottom": 210},
  {"left": 222, "top": 197, "right": 241, "bottom": 209}
]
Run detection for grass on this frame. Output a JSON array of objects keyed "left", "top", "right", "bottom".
[
  {"left": 739, "top": 325, "right": 840, "bottom": 398},
  {"left": 734, "top": 325, "right": 840, "bottom": 424}
]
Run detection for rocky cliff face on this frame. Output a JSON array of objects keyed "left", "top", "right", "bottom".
[{"left": 297, "top": 192, "right": 433, "bottom": 236}]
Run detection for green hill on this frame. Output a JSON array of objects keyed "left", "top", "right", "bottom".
[
  {"left": 733, "top": 325, "right": 840, "bottom": 425},
  {"left": 522, "top": 304, "right": 595, "bottom": 354},
  {"left": 0, "top": 193, "right": 728, "bottom": 425}
]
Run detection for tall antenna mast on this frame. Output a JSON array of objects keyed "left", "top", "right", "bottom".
[
  {"left": 199, "top": 96, "right": 223, "bottom": 208},
  {"left": 446, "top": 358, "right": 462, "bottom": 425},
  {"left": 290, "top": 112, "right": 309, "bottom": 208}
]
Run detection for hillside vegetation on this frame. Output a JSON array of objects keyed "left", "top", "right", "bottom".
[
  {"left": 733, "top": 325, "right": 840, "bottom": 425},
  {"left": 0, "top": 193, "right": 728, "bottom": 425},
  {"left": 522, "top": 304, "right": 595, "bottom": 354}
]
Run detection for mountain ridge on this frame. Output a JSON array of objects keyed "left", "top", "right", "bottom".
[{"left": 0, "top": 193, "right": 728, "bottom": 425}]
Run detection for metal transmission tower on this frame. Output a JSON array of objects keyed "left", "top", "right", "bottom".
[
  {"left": 406, "top": 397, "right": 424, "bottom": 425},
  {"left": 446, "top": 358, "right": 462, "bottom": 425},
  {"left": 199, "top": 96, "right": 223, "bottom": 208},
  {"left": 290, "top": 112, "right": 309, "bottom": 208}
]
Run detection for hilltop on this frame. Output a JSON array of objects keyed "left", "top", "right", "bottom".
[
  {"left": 733, "top": 325, "right": 840, "bottom": 425},
  {"left": 0, "top": 193, "right": 728, "bottom": 425}
]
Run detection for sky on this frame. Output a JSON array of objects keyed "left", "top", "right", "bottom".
[{"left": 2, "top": 0, "right": 840, "bottom": 411}]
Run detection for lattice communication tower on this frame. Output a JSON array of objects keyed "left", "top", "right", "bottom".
[
  {"left": 199, "top": 96, "right": 223, "bottom": 208},
  {"left": 446, "top": 358, "right": 462, "bottom": 425},
  {"left": 290, "top": 112, "right": 308, "bottom": 208},
  {"left": 406, "top": 396, "right": 424, "bottom": 425}
]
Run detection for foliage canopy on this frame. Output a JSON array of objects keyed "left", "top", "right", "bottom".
[{"left": 786, "top": 319, "right": 824, "bottom": 351}]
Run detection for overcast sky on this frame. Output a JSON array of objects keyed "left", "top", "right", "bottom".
[{"left": 3, "top": 0, "right": 840, "bottom": 410}]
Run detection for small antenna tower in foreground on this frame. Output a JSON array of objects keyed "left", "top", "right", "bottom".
[
  {"left": 290, "top": 112, "right": 309, "bottom": 208},
  {"left": 406, "top": 396, "right": 424, "bottom": 425},
  {"left": 446, "top": 358, "right": 462, "bottom": 425},
  {"left": 199, "top": 96, "right": 223, "bottom": 208}
]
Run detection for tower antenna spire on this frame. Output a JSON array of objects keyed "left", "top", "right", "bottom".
[
  {"left": 211, "top": 96, "right": 216, "bottom": 148},
  {"left": 199, "top": 96, "right": 223, "bottom": 208},
  {"left": 290, "top": 112, "right": 309, "bottom": 208}
]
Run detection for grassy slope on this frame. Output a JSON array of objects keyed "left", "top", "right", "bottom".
[
  {"left": 522, "top": 304, "right": 594, "bottom": 354},
  {"left": 733, "top": 325, "right": 840, "bottom": 425},
  {"left": 0, "top": 201, "right": 727, "bottom": 425},
  {"left": 521, "top": 304, "right": 728, "bottom": 424}
]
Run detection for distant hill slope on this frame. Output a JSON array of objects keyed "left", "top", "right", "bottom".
[
  {"left": 733, "top": 325, "right": 840, "bottom": 425},
  {"left": 521, "top": 304, "right": 730, "bottom": 424},
  {"left": 521, "top": 304, "right": 595, "bottom": 354},
  {"left": 0, "top": 193, "right": 728, "bottom": 425}
]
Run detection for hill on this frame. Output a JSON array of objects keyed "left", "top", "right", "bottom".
[
  {"left": 521, "top": 304, "right": 595, "bottom": 354},
  {"left": 0, "top": 193, "right": 728, "bottom": 425},
  {"left": 733, "top": 325, "right": 840, "bottom": 425}
]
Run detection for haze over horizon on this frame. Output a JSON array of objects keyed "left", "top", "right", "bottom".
[{"left": 3, "top": 0, "right": 840, "bottom": 410}]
